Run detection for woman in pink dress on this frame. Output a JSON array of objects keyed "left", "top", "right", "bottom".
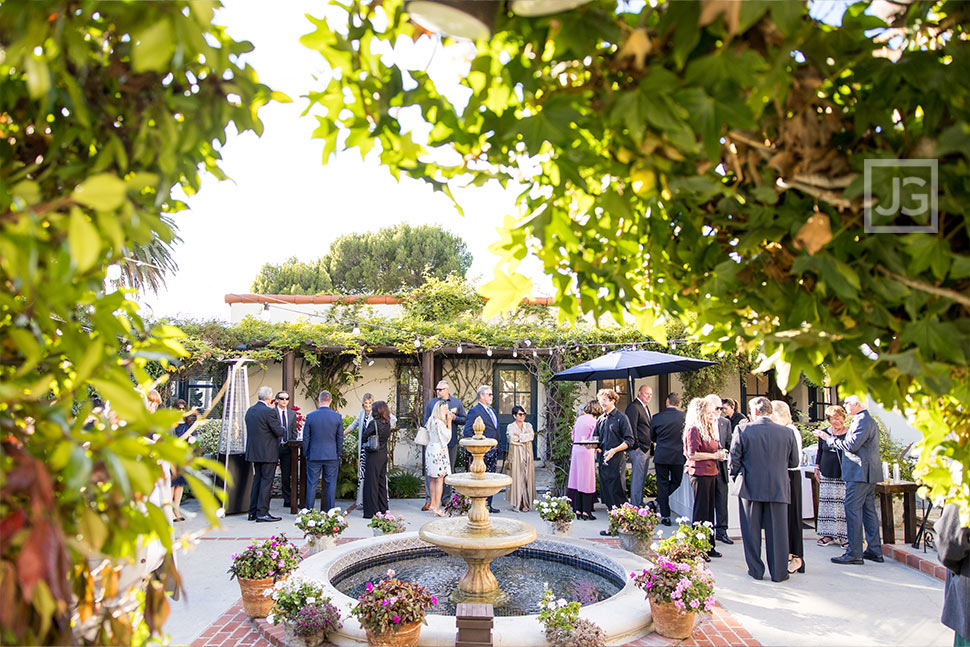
[{"left": 567, "top": 400, "right": 603, "bottom": 520}]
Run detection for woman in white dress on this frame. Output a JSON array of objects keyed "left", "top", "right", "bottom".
[
  {"left": 506, "top": 405, "right": 536, "bottom": 512},
  {"left": 425, "top": 401, "right": 453, "bottom": 516}
]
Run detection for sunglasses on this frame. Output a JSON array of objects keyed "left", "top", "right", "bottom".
[
  {"left": 436, "top": 388, "right": 446, "bottom": 392},
  {"left": 515, "top": 412, "right": 526, "bottom": 416},
  {"left": 278, "top": 396, "right": 289, "bottom": 401}
]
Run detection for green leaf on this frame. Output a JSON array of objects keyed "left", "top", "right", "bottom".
[
  {"left": 68, "top": 208, "right": 101, "bottom": 273},
  {"left": 89, "top": 377, "right": 148, "bottom": 422},
  {"left": 80, "top": 507, "right": 108, "bottom": 551},
  {"left": 73, "top": 174, "right": 128, "bottom": 211},
  {"left": 24, "top": 56, "right": 50, "bottom": 99},
  {"left": 480, "top": 268, "right": 533, "bottom": 320},
  {"left": 771, "top": 0, "right": 804, "bottom": 37},
  {"left": 132, "top": 21, "right": 175, "bottom": 73}
]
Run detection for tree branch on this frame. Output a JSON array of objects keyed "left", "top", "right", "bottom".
[{"left": 876, "top": 265, "right": 970, "bottom": 309}]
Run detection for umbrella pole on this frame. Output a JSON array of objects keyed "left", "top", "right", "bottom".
[{"left": 627, "top": 373, "right": 635, "bottom": 409}]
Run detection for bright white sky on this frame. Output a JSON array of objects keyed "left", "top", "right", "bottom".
[{"left": 142, "top": 1, "right": 551, "bottom": 321}]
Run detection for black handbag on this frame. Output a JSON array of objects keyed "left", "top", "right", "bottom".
[{"left": 365, "top": 421, "right": 379, "bottom": 452}]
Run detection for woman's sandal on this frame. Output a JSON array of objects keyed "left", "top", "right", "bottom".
[
  {"left": 817, "top": 537, "right": 834, "bottom": 546},
  {"left": 788, "top": 556, "right": 804, "bottom": 574}
]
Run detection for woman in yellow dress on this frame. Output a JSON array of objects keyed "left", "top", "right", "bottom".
[{"left": 506, "top": 405, "right": 536, "bottom": 512}]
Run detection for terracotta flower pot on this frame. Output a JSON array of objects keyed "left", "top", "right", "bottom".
[
  {"left": 238, "top": 576, "right": 277, "bottom": 618},
  {"left": 619, "top": 531, "right": 653, "bottom": 558},
  {"left": 306, "top": 534, "right": 337, "bottom": 556},
  {"left": 364, "top": 620, "right": 423, "bottom": 647},
  {"left": 282, "top": 621, "right": 326, "bottom": 647},
  {"left": 546, "top": 519, "right": 573, "bottom": 536},
  {"left": 649, "top": 597, "right": 696, "bottom": 640}
]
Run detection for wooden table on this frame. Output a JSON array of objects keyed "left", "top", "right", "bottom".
[{"left": 875, "top": 481, "right": 919, "bottom": 544}]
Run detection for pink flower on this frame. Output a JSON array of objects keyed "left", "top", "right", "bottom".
[
  {"left": 392, "top": 616, "right": 401, "bottom": 623},
  {"left": 431, "top": 596, "right": 438, "bottom": 605},
  {"left": 366, "top": 582, "right": 373, "bottom": 592},
  {"left": 638, "top": 508, "right": 648, "bottom": 516}
]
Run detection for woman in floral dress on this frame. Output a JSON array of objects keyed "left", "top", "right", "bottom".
[{"left": 425, "top": 401, "right": 453, "bottom": 516}]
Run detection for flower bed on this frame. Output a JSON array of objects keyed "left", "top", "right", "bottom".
[
  {"left": 533, "top": 493, "right": 575, "bottom": 524},
  {"left": 296, "top": 508, "right": 349, "bottom": 538},
  {"left": 368, "top": 511, "right": 407, "bottom": 534},
  {"left": 350, "top": 569, "right": 436, "bottom": 637},
  {"left": 607, "top": 503, "right": 661, "bottom": 539},
  {"left": 267, "top": 576, "right": 342, "bottom": 641},
  {"left": 228, "top": 535, "right": 300, "bottom": 581}
]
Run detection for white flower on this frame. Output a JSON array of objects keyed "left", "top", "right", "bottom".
[
  {"left": 676, "top": 532, "right": 687, "bottom": 540},
  {"left": 300, "top": 508, "right": 309, "bottom": 514},
  {"left": 328, "top": 508, "right": 337, "bottom": 517},
  {"left": 263, "top": 589, "right": 273, "bottom": 598},
  {"left": 676, "top": 516, "right": 689, "bottom": 523},
  {"left": 307, "top": 520, "right": 316, "bottom": 527},
  {"left": 651, "top": 542, "right": 659, "bottom": 550},
  {"left": 272, "top": 592, "right": 279, "bottom": 600},
  {"left": 306, "top": 596, "right": 316, "bottom": 604},
  {"left": 267, "top": 613, "right": 275, "bottom": 625},
  {"left": 557, "top": 598, "right": 568, "bottom": 608}
]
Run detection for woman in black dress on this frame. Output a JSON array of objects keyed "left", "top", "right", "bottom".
[{"left": 361, "top": 400, "right": 392, "bottom": 519}]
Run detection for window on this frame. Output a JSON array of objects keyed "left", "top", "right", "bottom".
[
  {"left": 808, "top": 385, "right": 839, "bottom": 422},
  {"left": 596, "top": 378, "right": 629, "bottom": 412},
  {"left": 739, "top": 369, "right": 778, "bottom": 415},
  {"left": 396, "top": 364, "right": 422, "bottom": 430},
  {"left": 493, "top": 365, "right": 537, "bottom": 458}
]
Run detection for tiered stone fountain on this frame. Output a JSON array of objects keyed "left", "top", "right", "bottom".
[{"left": 418, "top": 416, "right": 538, "bottom": 605}]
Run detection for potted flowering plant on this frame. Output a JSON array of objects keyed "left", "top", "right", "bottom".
[
  {"left": 537, "top": 589, "right": 605, "bottom": 647},
  {"left": 350, "top": 569, "right": 437, "bottom": 647},
  {"left": 631, "top": 558, "right": 716, "bottom": 639},
  {"left": 533, "top": 493, "right": 575, "bottom": 535},
  {"left": 296, "top": 507, "right": 349, "bottom": 555},
  {"left": 442, "top": 493, "right": 471, "bottom": 517},
  {"left": 227, "top": 534, "right": 300, "bottom": 617},
  {"left": 266, "top": 576, "right": 342, "bottom": 647},
  {"left": 368, "top": 511, "right": 406, "bottom": 536},
  {"left": 656, "top": 519, "right": 714, "bottom": 563},
  {"left": 608, "top": 503, "right": 662, "bottom": 557}
]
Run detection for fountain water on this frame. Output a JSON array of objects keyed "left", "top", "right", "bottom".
[{"left": 418, "top": 416, "right": 538, "bottom": 605}]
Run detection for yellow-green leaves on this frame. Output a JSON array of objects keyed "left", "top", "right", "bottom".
[
  {"left": 24, "top": 56, "right": 51, "bottom": 99},
  {"left": 132, "top": 21, "right": 175, "bottom": 73},
  {"left": 480, "top": 268, "right": 533, "bottom": 320},
  {"left": 68, "top": 208, "right": 101, "bottom": 273},
  {"left": 73, "top": 174, "right": 128, "bottom": 212}
]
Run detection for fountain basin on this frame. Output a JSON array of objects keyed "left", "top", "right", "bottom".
[
  {"left": 419, "top": 516, "right": 537, "bottom": 552},
  {"left": 445, "top": 471, "right": 511, "bottom": 499},
  {"left": 296, "top": 533, "right": 654, "bottom": 646}
]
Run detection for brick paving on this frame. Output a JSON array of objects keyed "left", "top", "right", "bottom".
[{"left": 882, "top": 541, "right": 947, "bottom": 581}]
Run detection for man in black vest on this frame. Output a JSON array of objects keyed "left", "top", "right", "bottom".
[
  {"left": 274, "top": 391, "right": 299, "bottom": 510},
  {"left": 651, "top": 392, "right": 687, "bottom": 526},
  {"left": 625, "top": 384, "right": 653, "bottom": 507}
]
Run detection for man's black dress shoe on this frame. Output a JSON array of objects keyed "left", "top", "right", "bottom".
[
  {"left": 248, "top": 513, "right": 256, "bottom": 521},
  {"left": 587, "top": 513, "right": 597, "bottom": 521},
  {"left": 255, "top": 515, "right": 280, "bottom": 523},
  {"left": 831, "top": 553, "right": 864, "bottom": 565},
  {"left": 488, "top": 506, "right": 500, "bottom": 514},
  {"left": 716, "top": 532, "right": 734, "bottom": 545},
  {"left": 599, "top": 530, "right": 613, "bottom": 536},
  {"left": 771, "top": 575, "right": 790, "bottom": 583},
  {"left": 748, "top": 572, "right": 764, "bottom": 581},
  {"left": 862, "top": 550, "right": 885, "bottom": 563},
  {"left": 661, "top": 517, "right": 672, "bottom": 526},
  {"left": 708, "top": 549, "right": 722, "bottom": 558}
]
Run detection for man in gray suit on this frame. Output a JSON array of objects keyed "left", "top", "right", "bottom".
[
  {"left": 814, "top": 395, "right": 883, "bottom": 565},
  {"left": 730, "top": 396, "right": 799, "bottom": 582},
  {"left": 246, "top": 385, "right": 286, "bottom": 522}
]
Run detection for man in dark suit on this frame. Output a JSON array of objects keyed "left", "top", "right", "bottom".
[
  {"left": 274, "top": 391, "right": 299, "bottom": 510},
  {"left": 730, "top": 396, "right": 799, "bottom": 582},
  {"left": 463, "top": 384, "right": 500, "bottom": 513},
  {"left": 596, "top": 388, "right": 635, "bottom": 536},
  {"left": 246, "top": 385, "right": 286, "bottom": 522},
  {"left": 651, "top": 392, "right": 687, "bottom": 526},
  {"left": 814, "top": 395, "right": 883, "bottom": 565},
  {"left": 707, "top": 394, "right": 735, "bottom": 545},
  {"left": 303, "top": 390, "right": 344, "bottom": 512},
  {"left": 423, "top": 380, "right": 466, "bottom": 508},
  {"left": 625, "top": 384, "right": 653, "bottom": 507}
]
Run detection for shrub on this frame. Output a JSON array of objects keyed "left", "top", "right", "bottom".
[
  {"left": 388, "top": 467, "right": 423, "bottom": 498},
  {"left": 267, "top": 576, "right": 342, "bottom": 639},
  {"left": 533, "top": 493, "right": 575, "bottom": 523},
  {"left": 657, "top": 519, "right": 713, "bottom": 562},
  {"left": 194, "top": 419, "right": 222, "bottom": 456},
  {"left": 443, "top": 493, "right": 471, "bottom": 516},
  {"left": 368, "top": 512, "right": 407, "bottom": 534},
  {"left": 295, "top": 508, "right": 349, "bottom": 538},
  {"left": 228, "top": 535, "right": 300, "bottom": 581},
  {"left": 350, "top": 569, "right": 437, "bottom": 636},
  {"left": 547, "top": 618, "right": 606, "bottom": 647},
  {"left": 607, "top": 503, "right": 661, "bottom": 539},
  {"left": 538, "top": 589, "right": 605, "bottom": 647},
  {"left": 631, "top": 558, "right": 717, "bottom": 615}
]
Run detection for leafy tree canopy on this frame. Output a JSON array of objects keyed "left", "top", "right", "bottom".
[
  {"left": 250, "top": 224, "right": 473, "bottom": 294},
  {"left": 301, "top": 0, "right": 970, "bottom": 516},
  {"left": 0, "top": 2, "right": 280, "bottom": 644},
  {"left": 252, "top": 256, "right": 333, "bottom": 294}
]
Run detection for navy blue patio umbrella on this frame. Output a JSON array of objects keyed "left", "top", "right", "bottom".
[{"left": 550, "top": 348, "right": 718, "bottom": 401}]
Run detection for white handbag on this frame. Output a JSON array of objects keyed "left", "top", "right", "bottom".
[
  {"left": 729, "top": 472, "right": 744, "bottom": 496},
  {"left": 414, "top": 425, "right": 430, "bottom": 446}
]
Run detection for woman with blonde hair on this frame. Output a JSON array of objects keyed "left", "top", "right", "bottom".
[
  {"left": 815, "top": 404, "right": 849, "bottom": 549},
  {"left": 425, "top": 400, "right": 453, "bottom": 516},
  {"left": 683, "top": 397, "right": 726, "bottom": 559},
  {"left": 772, "top": 399, "right": 805, "bottom": 574},
  {"left": 145, "top": 389, "right": 162, "bottom": 413},
  {"left": 506, "top": 405, "right": 536, "bottom": 512}
]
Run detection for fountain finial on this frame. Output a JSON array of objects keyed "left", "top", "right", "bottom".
[{"left": 472, "top": 415, "right": 486, "bottom": 439}]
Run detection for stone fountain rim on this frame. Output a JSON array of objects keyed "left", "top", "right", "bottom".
[{"left": 296, "top": 532, "right": 654, "bottom": 647}]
